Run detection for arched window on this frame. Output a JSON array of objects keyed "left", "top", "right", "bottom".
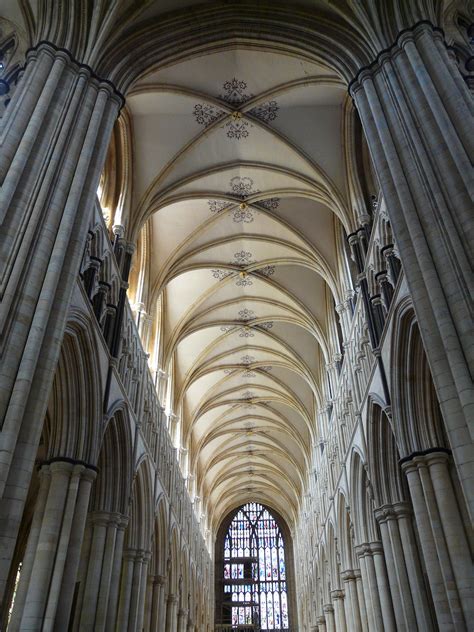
[{"left": 221, "top": 502, "right": 289, "bottom": 630}]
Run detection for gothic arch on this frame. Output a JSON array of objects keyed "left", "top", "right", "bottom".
[
  {"left": 366, "top": 400, "right": 406, "bottom": 508},
  {"left": 179, "top": 544, "right": 190, "bottom": 613},
  {"left": 168, "top": 527, "right": 181, "bottom": 597},
  {"left": 91, "top": 407, "right": 133, "bottom": 515},
  {"left": 391, "top": 300, "right": 448, "bottom": 456},
  {"left": 325, "top": 519, "right": 341, "bottom": 593},
  {"left": 335, "top": 491, "right": 357, "bottom": 574},
  {"left": 92, "top": 2, "right": 447, "bottom": 92},
  {"left": 126, "top": 457, "right": 154, "bottom": 552},
  {"left": 151, "top": 494, "right": 169, "bottom": 578},
  {"left": 46, "top": 317, "right": 102, "bottom": 464},
  {"left": 349, "top": 450, "right": 378, "bottom": 546}
]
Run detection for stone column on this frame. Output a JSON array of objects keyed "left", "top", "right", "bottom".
[
  {"left": 143, "top": 575, "right": 155, "bottom": 631},
  {"left": 74, "top": 511, "right": 128, "bottom": 632},
  {"left": 371, "top": 542, "right": 396, "bottom": 632},
  {"left": 341, "top": 570, "right": 362, "bottom": 632},
  {"left": 316, "top": 614, "right": 327, "bottom": 632},
  {"left": 94, "top": 513, "right": 126, "bottom": 631},
  {"left": 10, "top": 461, "right": 95, "bottom": 631},
  {"left": 330, "top": 590, "right": 346, "bottom": 632},
  {"left": 354, "top": 570, "right": 368, "bottom": 632},
  {"left": 116, "top": 549, "right": 136, "bottom": 631},
  {"left": 127, "top": 551, "right": 144, "bottom": 630},
  {"left": 350, "top": 21, "right": 474, "bottom": 520},
  {"left": 41, "top": 463, "right": 84, "bottom": 629},
  {"left": 77, "top": 512, "right": 109, "bottom": 629},
  {"left": 402, "top": 450, "right": 473, "bottom": 628},
  {"left": 375, "top": 502, "right": 432, "bottom": 631},
  {"left": 165, "top": 594, "right": 179, "bottom": 632},
  {"left": 356, "top": 543, "right": 394, "bottom": 632},
  {"left": 115, "top": 547, "right": 151, "bottom": 632},
  {"left": 134, "top": 551, "right": 151, "bottom": 632},
  {"left": 6, "top": 467, "right": 52, "bottom": 632},
  {"left": 322, "top": 604, "right": 335, "bottom": 632},
  {"left": 177, "top": 608, "right": 188, "bottom": 632},
  {"left": 105, "top": 516, "right": 128, "bottom": 631},
  {"left": 148, "top": 575, "right": 166, "bottom": 632},
  {"left": 0, "top": 41, "right": 122, "bottom": 608},
  {"left": 157, "top": 579, "right": 169, "bottom": 632},
  {"left": 52, "top": 466, "right": 97, "bottom": 631}
]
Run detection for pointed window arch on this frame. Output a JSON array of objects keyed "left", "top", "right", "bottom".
[{"left": 221, "top": 502, "right": 289, "bottom": 630}]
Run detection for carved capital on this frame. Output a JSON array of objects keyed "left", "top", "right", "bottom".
[{"left": 331, "top": 589, "right": 345, "bottom": 601}]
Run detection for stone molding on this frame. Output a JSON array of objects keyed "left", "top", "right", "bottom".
[
  {"left": 354, "top": 541, "right": 384, "bottom": 558},
  {"left": 24, "top": 40, "right": 125, "bottom": 107},
  {"left": 330, "top": 589, "right": 345, "bottom": 601},
  {"left": 374, "top": 501, "right": 412, "bottom": 524},
  {"left": 349, "top": 21, "right": 447, "bottom": 94},
  {"left": 399, "top": 446, "right": 451, "bottom": 468},
  {"left": 340, "top": 569, "right": 360, "bottom": 582},
  {"left": 40, "top": 455, "right": 99, "bottom": 473}
]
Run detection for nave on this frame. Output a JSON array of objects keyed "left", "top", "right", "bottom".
[{"left": 0, "top": 1, "right": 472, "bottom": 630}]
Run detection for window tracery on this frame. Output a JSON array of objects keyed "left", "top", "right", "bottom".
[{"left": 222, "top": 502, "right": 289, "bottom": 630}]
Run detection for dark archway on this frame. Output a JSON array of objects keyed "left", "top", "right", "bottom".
[{"left": 215, "top": 502, "right": 297, "bottom": 631}]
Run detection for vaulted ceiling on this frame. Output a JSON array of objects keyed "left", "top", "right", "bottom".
[{"left": 126, "top": 46, "right": 352, "bottom": 529}]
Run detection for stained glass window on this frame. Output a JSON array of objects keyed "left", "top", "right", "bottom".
[{"left": 222, "top": 502, "right": 289, "bottom": 630}]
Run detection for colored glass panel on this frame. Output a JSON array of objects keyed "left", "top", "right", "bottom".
[{"left": 222, "top": 502, "right": 289, "bottom": 630}]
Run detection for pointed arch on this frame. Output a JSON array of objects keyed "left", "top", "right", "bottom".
[
  {"left": 391, "top": 300, "right": 448, "bottom": 456},
  {"left": 46, "top": 316, "right": 102, "bottom": 463}
]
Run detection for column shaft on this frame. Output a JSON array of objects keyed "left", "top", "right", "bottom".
[
  {"left": 330, "top": 591, "right": 346, "bottom": 632},
  {"left": 322, "top": 604, "right": 335, "bottom": 632},
  {"left": 135, "top": 555, "right": 150, "bottom": 632},
  {"left": 116, "top": 551, "right": 135, "bottom": 631},
  {"left": 7, "top": 467, "right": 51, "bottom": 632},
  {"left": 143, "top": 576, "right": 154, "bottom": 631},
  {"left": 94, "top": 517, "right": 119, "bottom": 631},
  {"left": 177, "top": 609, "right": 188, "bottom": 632},
  {"left": 157, "top": 580, "right": 168, "bottom": 632},
  {"left": 341, "top": 571, "right": 362, "bottom": 632},
  {"left": 43, "top": 465, "right": 95, "bottom": 632},
  {"left": 149, "top": 577, "right": 165, "bottom": 632},
  {"left": 403, "top": 453, "right": 470, "bottom": 628},
  {"left": 351, "top": 22, "right": 474, "bottom": 520},
  {"left": 128, "top": 553, "right": 144, "bottom": 631},
  {"left": 53, "top": 468, "right": 96, "bottom": 631},
  {"left": 397, "top": 511, "right": 433, "bottom": 630},
  {"left": 357, "top": 556, "right": 375, "bottom": 631},
  {"left": 78, "top": 516, "right": 108, "bottom": 629},
  {"left": 376, "top": 504, "right": 422, "bottom": 631},
  {"left": 0, "top": 42, "right": 120, "bottom": 608},
  {"left": 316, "top": 614, "right": 327, "bottom": 632},
  {"left": 372, "top": 545, "right": 396, "bottom": 631},
  {"left": 428, "top": 453, "right": 473, "bottom": 622},
  {"left": 105, "top": 520, "right": 127, "bottom": 631},
  {"left": 19, "top": 461, "right": 72, "bottom": 630},
  {"left": 165, "top": 595, "right": 178, "bottom": 632},
  {"left": 354, "top": 571, "right": 368, "bottom": 632}
]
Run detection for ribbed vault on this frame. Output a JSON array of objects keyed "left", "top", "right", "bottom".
[{"left": 123, "top": 45, "right": 351, "bottom": 530}]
